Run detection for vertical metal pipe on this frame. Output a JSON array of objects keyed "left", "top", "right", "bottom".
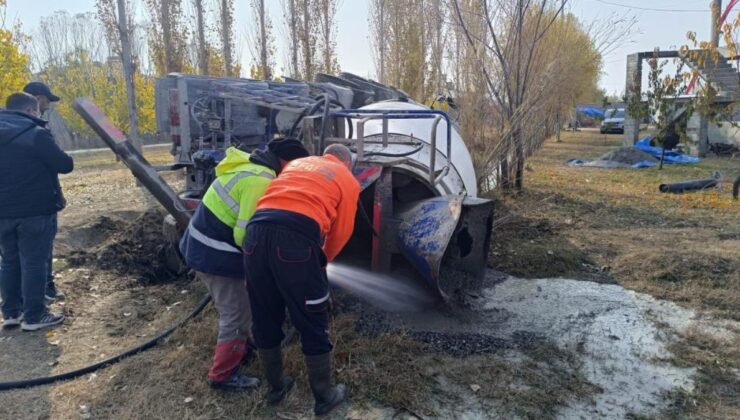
[
  {"left": 429, "top": 116, "right": 442, "bottom": 185},
  {"left": 382, "top": 117, "right": 389, "bottom": 147},
  {"left": 356, "top": 118, "right": 369, "bottom": 162}
]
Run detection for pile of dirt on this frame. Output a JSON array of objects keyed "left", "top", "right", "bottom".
[
  {"left": 67, "top": 209, "right": 180, "bottom": 283},
  {"left": 597, "top": 147, "right": 657, "bottom": 165}
]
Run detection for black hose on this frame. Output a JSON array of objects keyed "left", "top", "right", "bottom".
[
  {"left": 287, "top": 96, "right": 348, "bottom": 142},
  {"left": 357, "top": 199, "right": 379, "bottom": 238},
  {"left": 288, "top": 100, "right": 323, "bottom": 139},
  {"left": 344, "top": 115, "right": 353, "bottom": 139},
  {"left": 0, "top": 293, "right": 212, "bottom": 391},
  {"left": 659, "top": 178, "right": 718, "bottom": 194},
  {"left": 352, "top": 142, "right": 425, "bottom": 159}
]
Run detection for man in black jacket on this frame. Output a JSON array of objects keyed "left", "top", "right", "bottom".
[
  {"left": 23, "top": 82, "right": 64, "bottom": 301},
  {"left": 0, "top": 92, "right": 73, "bottom": 331}
]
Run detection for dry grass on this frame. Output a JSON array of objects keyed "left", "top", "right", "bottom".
[
  {"left": 44, "top": 310, "right": 437, "bottom": 419},
  {"left": 68, "top": 145, "right": 173, "bottom": 171},
  {"left": 446, "top": 342, "right": 600, "bottom": 420},
  {"left": 44, "top": 306, "right": 598, "bottom": 419},
  {"left": 490, "top": 131, "right": 740, "bottom": 316},
  {"left": 662, "top": 327, "right": 740, "bottom": 419}
]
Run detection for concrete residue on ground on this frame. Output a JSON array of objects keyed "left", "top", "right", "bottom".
[
  {"left": 597, "top": 147, "right": 658, "bottom": 165},
  {"left": 568, "top": 146, "right": 658, "bottom": 168},
  {"left": 477, "top": 277, "right": 696, "bottom": 418},
  {"left": 329, "top": 265, "right": 735, "bottom": 418}
]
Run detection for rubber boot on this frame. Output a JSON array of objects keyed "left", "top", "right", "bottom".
[
  {"left": 259, "top": 346, "right": 294, "bottom": 405},
  {"left": 305, "top": 352, "right": 348, "bottom": 416},
  {"left": 208, "top": 339, "right": 246, "bottom": 382}
]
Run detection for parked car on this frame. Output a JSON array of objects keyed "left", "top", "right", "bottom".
[{"left": 600, "top": 108, "right": 625, "bottom": 134}]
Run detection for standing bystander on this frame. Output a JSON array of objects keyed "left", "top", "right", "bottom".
[
  {"left": 23, "top": 82, "right": 64, "bottom": 302},
  {"left": 0, "top": 92, "right": 73, "bottom": 331}
]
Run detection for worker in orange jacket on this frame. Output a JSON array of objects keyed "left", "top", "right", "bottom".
[{"left": 243, "top": 144, "right": 359, "bottom": 416}]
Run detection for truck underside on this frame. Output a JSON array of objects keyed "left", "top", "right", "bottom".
[{"left": 73, "top": 72, "right": 494, "bottom": 300}]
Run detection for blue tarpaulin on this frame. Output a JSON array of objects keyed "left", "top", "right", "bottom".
[
  {"left": 634, "top": 137, "right": 701, "bottom": 165},
  {"left": 566, "top": 137, "right": 700, "bottom": 169},
  {"left": 566, "top": 159, "right": 658, "bottom": 168},
  {"left": 576, "top": 105, "right": 605, "bottom": 119}
]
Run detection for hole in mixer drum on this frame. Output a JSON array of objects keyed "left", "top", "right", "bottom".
[{"left": 456, "top": 227, "right": 473, "bottom": 258}]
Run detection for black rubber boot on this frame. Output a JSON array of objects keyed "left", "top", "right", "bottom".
[
  {"left": 259, "top": 346, "right": 294, "bottom": 405},
  {"left": 305, "top": 352, "right": 348, "bottom": 416}
]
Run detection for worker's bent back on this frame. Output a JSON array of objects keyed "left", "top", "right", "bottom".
[{"left": 255, "top": 155, "right": 360, "bottom": 261}]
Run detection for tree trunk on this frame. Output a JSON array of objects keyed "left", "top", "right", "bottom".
[
  {"left": 698, "top": 116, "right": 709, "bottom": 157},
  {"left": 511, "top": 124, "right": 524, "bottom": 191},
  {"left": 221, "top": 0, "right": 233, "bottom": 76},
  {"left": 379, "top": 0, "right": 385, "bottom": 83},
  {"left": 258, "top": 0, "right": 270, "bottom": 79},
  {"left": 289, "top": 0, "right": 299, "bottom": 78},
  {"left": 160, "top": 0, "right": 174, "bottom": 72},
  {"left": 555, "top": 112, "right": 561, "bottom": 142},
  {"left": 322, "top": 0, "right": 331, "bottom": 73},
  {"left": 499, "top": 159, "right": 510, "bottom": 190},
  {"left": 301, "top": 0, "right": 313, "bottom": 80},
  {"left": 116, "top": 0, "right": 141, "bottom": 152},
  {"left": 195, "top": 0, "right": 208, "bottom": 75},
  {"left": 514, "top": 144, "right": 524, "bottom": 190}
]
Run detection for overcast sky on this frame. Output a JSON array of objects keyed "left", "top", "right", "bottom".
[{"left": 5, "top": 0, "right": 734, "bottom": 96}]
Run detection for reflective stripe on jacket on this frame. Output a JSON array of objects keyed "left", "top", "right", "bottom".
[
  {"left": 179, "top": 147, "right": 275, "bottom": 278},
  {"left": 202, "top": 150, "right": 275, "bottom": 247}
]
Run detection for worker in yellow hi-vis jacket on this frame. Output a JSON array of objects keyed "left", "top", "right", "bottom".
[{"left": 179, "top": 137, "right": 308, "bottom": 391}]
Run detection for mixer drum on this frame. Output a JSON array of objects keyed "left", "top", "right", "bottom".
[{"left": 350, "top": 102, "right": 494, "bottom": 299}]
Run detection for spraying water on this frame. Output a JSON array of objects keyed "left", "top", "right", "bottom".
[{"left": 327, "top": 263, "right": 439, "bottom": 312}]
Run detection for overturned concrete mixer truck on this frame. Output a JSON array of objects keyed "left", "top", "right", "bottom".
[{"left": 73, "top": 72, "right": 494, "bottom": 300}]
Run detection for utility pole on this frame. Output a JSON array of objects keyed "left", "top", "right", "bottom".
[
  {"left": 711, "top": 0, "right": 722, "bottom": 48},
  {"left": 699, "top": 0, "right": 722, "bottom": 157}
]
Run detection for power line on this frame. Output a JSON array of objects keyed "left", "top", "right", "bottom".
[{"left": 589, "top": 0, "right": 709, "bottom": 12}]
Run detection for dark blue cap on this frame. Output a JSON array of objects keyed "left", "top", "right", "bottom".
[{"left": 23, "top": 82, "right": 60, "bottom": 102}]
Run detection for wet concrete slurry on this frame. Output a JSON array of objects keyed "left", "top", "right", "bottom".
[{"left": 328, "top": 264, "right": 737, "bottom": 418}]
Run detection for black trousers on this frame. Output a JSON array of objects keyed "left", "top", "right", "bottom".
[{"left": 243, "top": 218, "right": 332, "bottom": 356}]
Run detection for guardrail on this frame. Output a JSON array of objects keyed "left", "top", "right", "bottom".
[{"left": 330, "top": 109, "right": 452, "bottom": 186}]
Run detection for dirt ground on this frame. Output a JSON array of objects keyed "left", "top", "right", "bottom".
[{"left": 0, "top": 133, "right": 738, "bottom": 419}]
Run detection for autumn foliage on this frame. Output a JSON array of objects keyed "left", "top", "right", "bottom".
[{"left": 0, "top": 1, "right": 30, "bottom": 101}]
